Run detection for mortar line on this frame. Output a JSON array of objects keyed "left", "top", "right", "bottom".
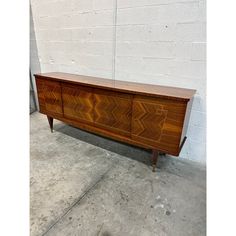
[{"left": 41, "top": 161, "right": 118, "bottom": 236}]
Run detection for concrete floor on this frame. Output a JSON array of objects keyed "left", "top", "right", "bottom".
[{"left": 30, "top": 112, "right": 206, "bottom": 236}]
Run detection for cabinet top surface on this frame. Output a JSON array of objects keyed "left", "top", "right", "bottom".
[{"left": 35, "top": 72, "right": 196, "bottom": 101}]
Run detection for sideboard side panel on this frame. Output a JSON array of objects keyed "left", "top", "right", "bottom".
[
  {"left": 180, "top": 97, "right": 193, "bottom": 146},
  {"left": 35, "top": 77, "right": 46, "bottom": 113}
]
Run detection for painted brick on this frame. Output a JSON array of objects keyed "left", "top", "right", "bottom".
[
  {"left": 71, "top": 54, "right": 112, "bottom": 71},
  {"left": 191, "top": 42, "right": 206, "bottom": 61},
  {"left": 116, "top": 25, "right": 147, "bottom": 41},
  {"left": 46, "top": 41, "right": 72, "bottom": 54},
  {"left": 93, "top": 0, "right": 114, "bottom": 10},
  {"left": 116, "top": 42, "right": 175, "bottom": 58},
  {"left": 70, "top": 41, "right": 113, "bottom": 56},
  {"left": 116, "top": 56, "right": 145, "bottom": 74},
  {"left": 117, "top": 3, "right": 199, "bottom": 25},
  {"left": 146, "top": 24, "right": 176, "bottom": 42},
  {"left": 89, "top": 27, "right": 113, "bottom": 41},
  {"left": 117, "top": 0, "right": 193, "bottom": 8},
  {"left": 199, "top": 0, "right": 206, "bottom": 22},
  {"left": 30, "top": 0, "right": 206, "bottom": 163},
  {"left": 72, "top": 0, "right": 93, "bottom": 13},
  {"left": 169, "top": 60, "right": 206, "bottom": 78},
  {"left": 117, "top": 7, "right": 158, "bottom": 25},
  {"left": 36, "top": 2, "right": 54, "bottom": 17},
  {"left": 47, "top": 29, "right": 72, "bottom": 41},
  {"left": 115, "top": 70, "right": 167, "bottom": 84},
  {"left": 142, "top": 58, "right": 174, "bottom": 75},
  {"left": 68, "top": 13, "right": 94, "bottom": 27},
  {"left": 156, "top": 2, "right": 199, "bottom": 24},
  {"left": 68, "top": 11, "right": 113, "bottom": 27},
  {"left": 77, "top": 67, "right": 112, "bottom": 79},
  {"left": 176, "top": 22, "right": 206, "bottom": 42},
  {"left": 93, "top": 10, "right": 114, "bottom": 26},
  {"left": 116, "top": 24, "right": 176, "bottom": 42},
  {"left": 52, "top": 0, "right": 73, "bottom": 16},
  {"left": 174, "top": 42, "right": 192, "bottom": 60},
  {"left": 72, "top": 27, "right": 113, "bottom": 41}
]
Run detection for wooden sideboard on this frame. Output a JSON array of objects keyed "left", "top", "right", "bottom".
[{"left": 35, "top": 72, "right": 196, "bottom": 171}]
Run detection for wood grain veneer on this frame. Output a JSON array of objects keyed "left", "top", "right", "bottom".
[{"left": 35, "top": 72, "right": 196, "bottom": 171}]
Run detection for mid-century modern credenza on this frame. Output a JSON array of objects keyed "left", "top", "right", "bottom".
[{"left": 35, "top": 72, "right": 196, "bottom": 171}]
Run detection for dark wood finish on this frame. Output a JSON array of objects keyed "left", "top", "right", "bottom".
[
  {"left": 47, "top": 116, "right": 53, "bottom": 133},
  {"left": 50, "top": 112, "right": 158, "bottom": 150},
  {"left": 35, "top": 78, "right": 46, "bottom": 113},
  {"left": 36, "top": 78, "right": 63, "bottom": 117},
  {"left": 35, "top": 72, "right": 196, "bottom": 170},
  {"left": 152, "top": 150, "right": 159, "bottom": 172}
]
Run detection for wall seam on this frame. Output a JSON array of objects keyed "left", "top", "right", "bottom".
[{"left": 112, "top": 0, "right": 118, "bottom": 81}]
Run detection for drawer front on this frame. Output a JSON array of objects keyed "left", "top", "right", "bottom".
[
  {"left": 62, "top": 84, "right": 94, "bottom": 123},
  {"left": 131, "top": 95, "right": 187, "bottom": 154},
  {"left": 94, "top": 89, "right": 132, "bottom": 137},
  {"left": 36, "top": 78, "right": 63, "bottom": 116}
]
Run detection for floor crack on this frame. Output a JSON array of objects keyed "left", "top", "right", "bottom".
[
  {"left": 41, "top": 161, "right": 118, "bottom": 236},
  {"left": 96, "top": 223, "right": 104, "bottom": 236}
]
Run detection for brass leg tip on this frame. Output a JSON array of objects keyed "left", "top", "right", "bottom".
[
  {"left": 152, "top": 165, "right": 156, "bottom": 172},
  {"left": 50, "top": 129, "right": 53, "bottom": 133}
]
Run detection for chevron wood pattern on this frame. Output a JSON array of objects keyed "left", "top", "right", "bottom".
[
  {"left": 132, "top": 95, "right": 187, "bottom": 154},
  {"left": 35, "top": 73, "right": 196, "bottom": 166},
  {"left": 44, "top": 80, "right": 63, "bottom": 116},
  {"left": 94, "top": 89, "right": 132, "bottom": 137},
  {"left": 132, "top": 100, "right": 168, "bottom": 141},
  {"left": 36, "top": 79, "right": 63, "bottom": 116},
  {"left": 62, "top": 84, "right": 94, "bottom": 123}
]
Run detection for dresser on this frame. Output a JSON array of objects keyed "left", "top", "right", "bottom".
[{"left": 35, "top": 72, "right": 196, "bottom": 171}]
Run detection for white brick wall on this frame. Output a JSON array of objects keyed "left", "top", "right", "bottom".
[
  {"left": 115, "top": 0, "right": 206, "bottom": 164},
  {"left": 30, "top": 0, "right": 114, "bottom": 77},
  {"left": 30, "top": 0, "right": 206, "bottom": 164}
]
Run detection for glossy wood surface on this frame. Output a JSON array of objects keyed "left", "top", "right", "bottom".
[
  {"left": 62, "top": 84, "right": 94, "bottom": 124},
  {"left": 35, "top": 73, "right": 196, "bottom": 156},
  {"left": 131, "top": 95, "right": 187, "bottom": 154},
  {"left": 94, "top": 89, "right": 132, "bottom": 137},
  {"left": 35, "top": 72, "right": 196, "bottom": 101},
  {"left": 36, "top": 78, "right": 63, "bottom": 117}
]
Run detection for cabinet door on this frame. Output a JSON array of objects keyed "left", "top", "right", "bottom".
[
  {"left": 62, "top": 84, "right": 94, "bottom": 123},
  {"left": 36, "top": 78, "right": 63, "bottom": 116},
  {"left": 131, "top": 95, "right": 187, "bottom": 155},
  {"left": 94, "top": 89, "right": 132, "bottom": 137}
]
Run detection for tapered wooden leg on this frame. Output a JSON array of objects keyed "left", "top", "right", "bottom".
[
  {"left": 47, "top": 116, "right": 53, "bottom": 133},
  {"left": 152, "top": 149, "right": 159, "bottom": 172}
]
